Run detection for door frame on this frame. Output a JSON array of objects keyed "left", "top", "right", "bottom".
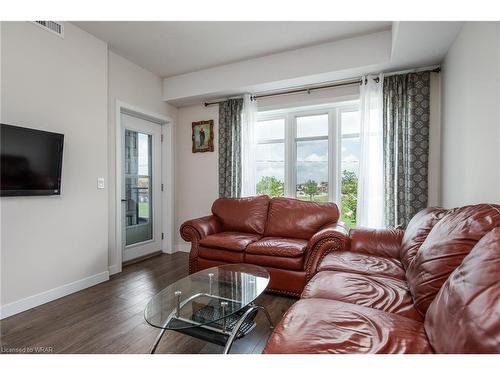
[{"left": 114, "top": 100, "right": 174, "bottom": 274}]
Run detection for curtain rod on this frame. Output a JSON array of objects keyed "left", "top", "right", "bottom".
[
  {"left": 251, "top": 78, "right": 361, "bottom": 101},
  {"left": 204, "top": 94, "right": 246, "bottom": 107},
  {"left": 372, "top": 66, "right": 441, "bottom": 83},
  {"left": 204, "top": 99, "right": 230, "bottom": 107},
  {"left": 204, "top": 79, "right": 360, "bottom": 106},
  {"left": 204, "top": 66, "right": 440, "bottom": 106}
]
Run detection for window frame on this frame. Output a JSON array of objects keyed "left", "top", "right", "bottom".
[{"left": 255, "top": 101, "right": 360, "bottom": 204}]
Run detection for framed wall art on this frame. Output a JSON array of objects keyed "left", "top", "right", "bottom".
[{"left": 192, "top": 120, "right": 214, "bottom": 153}]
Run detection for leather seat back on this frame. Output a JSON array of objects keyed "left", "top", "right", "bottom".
[
  {"left": 406, "top": 204, "right": 500, "bottom": 317},
  {"left": 400, "top": 207, "right": 449, "bottom": 270},
  {"left": 211, "top": 195, "right": 270, "bottom": 235},
  {"left": 264, "top": 197, "right": 339, "bottom": 240},
  {"left": 425, "top": 227, "right": 500, "bottom": 353}
]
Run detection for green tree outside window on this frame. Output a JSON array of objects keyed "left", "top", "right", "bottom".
[
  {"left": 341, "top": 170, "right": 358, "bottom": 228},
  {"left": 303, "top": 179, "right": 319, "bottom": 201},
  {"left": 256, "top": 176, "right": 284, "bottom": 197}
]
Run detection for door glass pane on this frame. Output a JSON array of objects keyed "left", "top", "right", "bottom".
[
  {"left": 255, "top": 142, "right": 285, "bottom": 197},
  {"left": 296, "top": 114, "right": 328, "bottom": 138},
  {"left": 340, "top": 110, "right": 361, "bottom": 228},
  {"left": 125, "top": 130, "right": 153, "bottom": 246},
  {"left": 296, "top": 139, "right": 328, "bottom": 202}
]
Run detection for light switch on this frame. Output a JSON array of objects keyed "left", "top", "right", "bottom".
[{"left": 97, "top": 177, "right": 105, "bottom": 189}]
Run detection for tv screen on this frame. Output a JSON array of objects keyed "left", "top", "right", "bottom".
[{"left": 1, "top": 123, "right": 64, "bottom": 196}]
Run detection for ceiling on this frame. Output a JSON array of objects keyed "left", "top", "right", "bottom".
[{"left": 74, "top": 21, "right": 392, "bottom": 77}]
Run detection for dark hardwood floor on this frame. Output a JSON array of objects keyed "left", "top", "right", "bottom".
[{"left": 0, "top": 252, "right": 296, "bottom": 354}]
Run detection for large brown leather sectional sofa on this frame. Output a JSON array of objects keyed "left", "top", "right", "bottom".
[
  {"left": 264, "top": 204, "right": 500, "bottom": 353},
  {"left": 181, "top": 197, "right": 499, "bottom": 353},
  {"left": 180, "top": 195, "right": 348, "bottom": 295}
]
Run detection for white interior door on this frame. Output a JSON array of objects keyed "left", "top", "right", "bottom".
[{"left": 121, "top": 113, "right": 162, "bottom": 262}]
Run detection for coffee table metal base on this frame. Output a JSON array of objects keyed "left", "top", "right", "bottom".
[{"left": 150, "top": 303, "right": 274, "bottom": 354}]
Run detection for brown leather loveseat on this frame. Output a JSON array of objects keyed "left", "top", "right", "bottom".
[
  {"left": 264, "top": 204, "right": 500, "bottom": 353},
  {"left": 180, "top": 195, "right": 348, "bottom": 296}
]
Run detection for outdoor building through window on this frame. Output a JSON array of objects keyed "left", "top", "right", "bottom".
[{"left": 253, "top": 102, "right": 361, "bottom": 227}]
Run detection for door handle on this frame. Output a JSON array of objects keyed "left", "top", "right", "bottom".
[{"left": 121, "top": 199, "right": 127, "bottom": 202}]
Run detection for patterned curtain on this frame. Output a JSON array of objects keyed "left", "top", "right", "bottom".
[
  {"left": 218, "top": 98, "right": 244, "bottom": 198},
  {"left": 383, "top": 72, "right": 431, "bottom": 228}
]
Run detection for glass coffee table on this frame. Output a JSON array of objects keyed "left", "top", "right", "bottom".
[{"left": 144, "top": 263, "right": 274, "bottom": 354}]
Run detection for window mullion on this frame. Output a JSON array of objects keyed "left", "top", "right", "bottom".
[
  {"left": 284, "top": 113, "right": 295, "bottom": 198},
  {"left": 331, "top": 108, "right": 341, "bottom": 204},
  {"left": 295, "top": 135, "right": 328, "bottom": 142},
  {"left": 328, "top": 109, "right": 334, "bottom": 203},
  {"left": 257, "top": 139, "right": 285, "bottom": 145}
]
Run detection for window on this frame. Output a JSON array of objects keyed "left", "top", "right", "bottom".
[
  {"left": 340, "top": 110, "right": 361, "bottom": 227},
  {"left": 253, "top": 102, "right": 360, "bottom": 227},
  {"left": 255, "top": 119, "right": 285, "bottom": 197},
  {"left": 296, "top": 114, "right": 329, "bottom": 202}
]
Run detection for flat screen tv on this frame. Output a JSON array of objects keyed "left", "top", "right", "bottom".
[{"left": 1, "top": 123, "right": 64, "bottom": 196}]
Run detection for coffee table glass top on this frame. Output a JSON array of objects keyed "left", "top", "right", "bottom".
[{"left": 144, "top": 264, "right": 270, "bottom": 330}]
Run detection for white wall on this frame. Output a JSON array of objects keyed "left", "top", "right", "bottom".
[
  {"left": 175, "top": 104, "right": 219, "bottom": 250},
  {"left": 0, "top": 23, "right": 179, "bottom": 317},
  {"left": 107, "top": 51, "right": 177, "bottom": 273},
  {"left": 163, "top": 31, "right": 392, "bottom": 106},
  {"left": 441, "top": 22, "right": 500, "bottom": 207},
  {"left": 0, "top": 22, "right": 109, "bottom": 315}
]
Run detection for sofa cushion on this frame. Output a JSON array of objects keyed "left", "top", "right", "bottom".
[
  {"left": 406, "top": 204, "right": 500, "bottom": 316},
  {"left": 211, "top": 195, "right": 270, "bottom": 235},
  {"left": 318, "top": 251, "right": 406, "bottom": 280},
  {"left": 263, "top": 299, "right": 432, "bottom": 354},
  {"left": 244, "top": 253, "right": 304, "bottom": 271},
  {"left": 264, "top": 197, "right": 339, "bottom": 240},
  {"left": 198, "top": 247, "right": 244, "bottom": 263},
  {"left": 199, "top": 232, "right": 261, "bottom": 251},
  {"left": 425, "top": 227, "right": 500, "bottom": 353},
  {"left": 246, "top": 237, "right": 307, "bottom": 257},
  {"left": 400, "top": 207, "right": 449, "bottom": 270},
  {"left": 302, "top": 271, "right": 422, "bottom": 321}
]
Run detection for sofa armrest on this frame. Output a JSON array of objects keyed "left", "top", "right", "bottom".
[
  {"left": 304, "top": 222, "right": 349, "bottom": 282},
  {"left": 348, "top": 227, "right": 404, "bottom": 259},
  {"left": 180, "top": 215, "right": 222, "bottom": 274},
  {"left": 179, "top": 215, "right": 222, "bottom": 242}
]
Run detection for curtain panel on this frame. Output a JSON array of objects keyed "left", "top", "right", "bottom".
[
  {"left": 383, "top": 72, "right": 431, "bottom": 228},
  {"left": 218, "top": 98, "right": 244, "bottom": 198},
  {"left": 357, "top": 74, "right": 385, "bottom": 228},
  {"left": 241, "top": 94, "right": 257, "bottom": 197}
]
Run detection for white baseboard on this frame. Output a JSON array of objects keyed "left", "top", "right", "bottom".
[
  {"left": 108, "top": 264, "right": 121, "bottom": 276},
  {"left": 174, "top": 243, "right": 191, "bottom": 253},
  {"left": 0, "top": 271, "right": 109, "bottom": 319}
]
